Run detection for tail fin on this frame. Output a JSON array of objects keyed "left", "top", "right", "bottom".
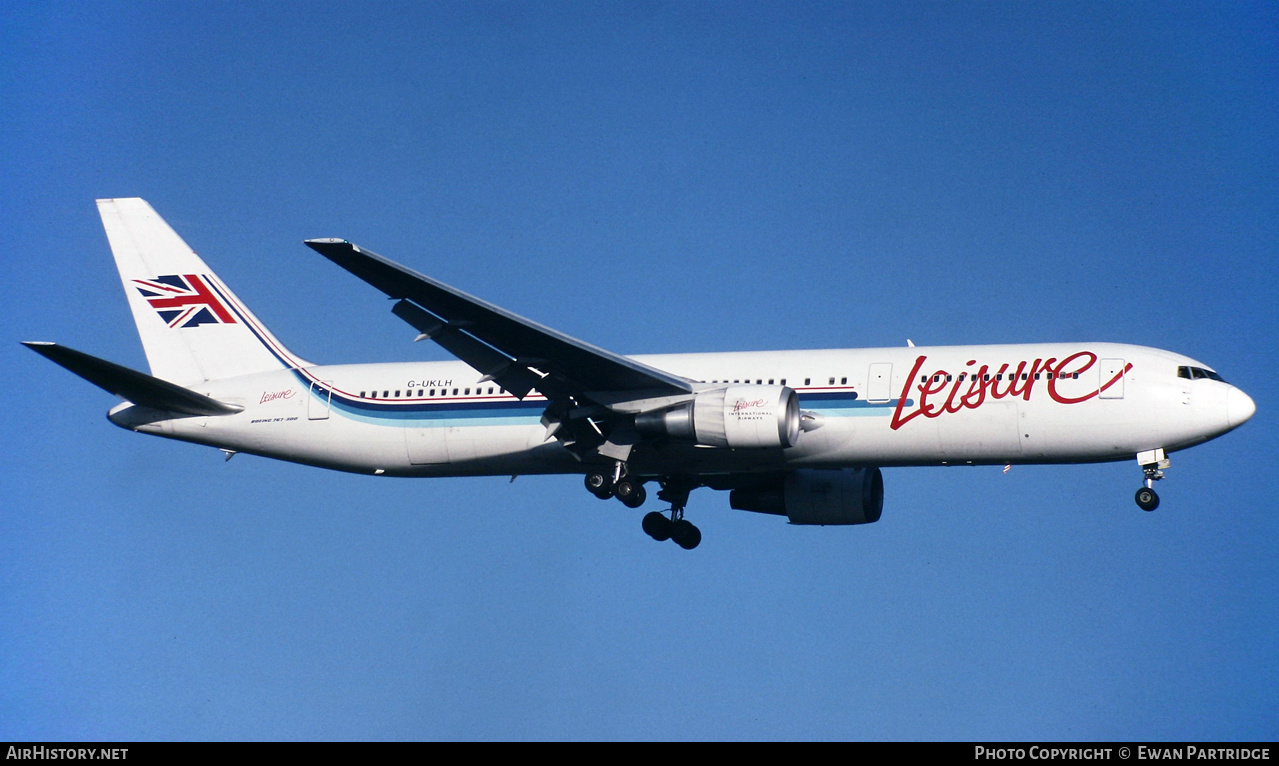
[{"left": 97, "top": 198, "right": 309, "bottom": 385}]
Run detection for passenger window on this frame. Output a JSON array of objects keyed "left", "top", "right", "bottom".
[
  {"left": 804, "top": 378, "right": 811, "bottom": 386},
  {"left": 382, "top": 390, "right": 389, "bottom": 398},
  {"left": 840, "top": 377, "right": 847, "bottom": 385}
]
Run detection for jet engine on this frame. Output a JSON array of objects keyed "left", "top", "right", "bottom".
[
  {"left": 634, "top": 385, "right": 800, "bottom": 449},
  {"left": 729, "top": 468, "right": 884, "bottom": 525}
]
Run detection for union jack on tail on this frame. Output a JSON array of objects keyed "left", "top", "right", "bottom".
[{"left": 132, "top": 274, "right": 237, "bottom": 328}]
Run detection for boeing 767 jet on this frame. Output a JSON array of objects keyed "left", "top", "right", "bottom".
[{"left": 25, "top": 199, "right": 1256, "bottom": 549}]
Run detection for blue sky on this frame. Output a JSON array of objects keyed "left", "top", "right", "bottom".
[{"left": 2, "top": 1, "right": 1275, "bottom": 740}]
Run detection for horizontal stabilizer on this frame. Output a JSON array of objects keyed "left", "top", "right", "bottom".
[{"left": 22, "top": 342, "right": 244, "bottom": 417}]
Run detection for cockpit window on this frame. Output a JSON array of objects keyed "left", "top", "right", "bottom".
[{"left": 1178, "top": 365, "right": 1226, "bottom": 383}]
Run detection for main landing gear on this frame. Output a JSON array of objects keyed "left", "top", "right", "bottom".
[
  {"left": 643, "top": 478, "right": 701, "bottom": 550},
  {"left": 584, "top": 465, "right": 702, "bottom": 550},
  {"left": 642, "top": 510, "right": 701, "bottom": 550},
  {"left": 1134, "top": 448, "right": 1169, "bottom": 512},
  {"left": 584, "top": 464, "right": 646, "bottom": 509}
]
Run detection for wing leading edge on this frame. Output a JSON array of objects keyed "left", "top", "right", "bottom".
[{"left": 303, "top": 239, "right": 695, "bottom": 401}]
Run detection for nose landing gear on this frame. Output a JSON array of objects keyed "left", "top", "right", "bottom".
[
  {"left": 1134, "top": 448, "right": 1168, "bottom": 512},
  {"left": 1135, "top": 485, "right": 1160, "bottom": 512}
]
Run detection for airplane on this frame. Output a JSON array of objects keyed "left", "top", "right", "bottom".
[{"left": 24, "top": 198, "right": 1256, "bottom": 550}]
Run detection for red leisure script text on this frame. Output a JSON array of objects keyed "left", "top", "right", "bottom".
[{"left": 890, "top": 351, "right": 1131, "bottom": 431}]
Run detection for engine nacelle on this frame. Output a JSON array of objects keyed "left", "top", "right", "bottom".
[
  {"left": 729, "top": 468, "right": 884, "bottom": 525},
  {"left": 634, "top": 385, "right": 800, "bottom": 449}
]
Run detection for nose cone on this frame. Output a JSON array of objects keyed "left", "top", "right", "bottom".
[{"left": 1228, "top": 387, "right": 1257, "bottom": 429}]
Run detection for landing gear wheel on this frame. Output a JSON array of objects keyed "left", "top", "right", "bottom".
[
  {"left": 585, "top": 472, "right": 613, "bottom": 500},
  {"left": 640, "top": 477, "right": 702, "bottom": 549},
  {"left": 615, "top": 480, "right": 646, "bottom": 508},
  {"left": 1135, "top": 487, "right": 1159, "bottom": 512},
  {"left": 642, "top": 511, "right": 672, "bottom": 541},
  {"left": 670, "top": 519, "right": 702, "bottom": 550}
]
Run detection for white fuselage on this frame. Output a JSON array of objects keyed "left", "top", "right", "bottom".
[{"left": 109, "top": 342, "right": 1249, "bottom": 480}]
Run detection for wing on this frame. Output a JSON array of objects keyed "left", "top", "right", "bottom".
[{"left": 304, "top": 239, "right": 695, "bottom": 459}]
